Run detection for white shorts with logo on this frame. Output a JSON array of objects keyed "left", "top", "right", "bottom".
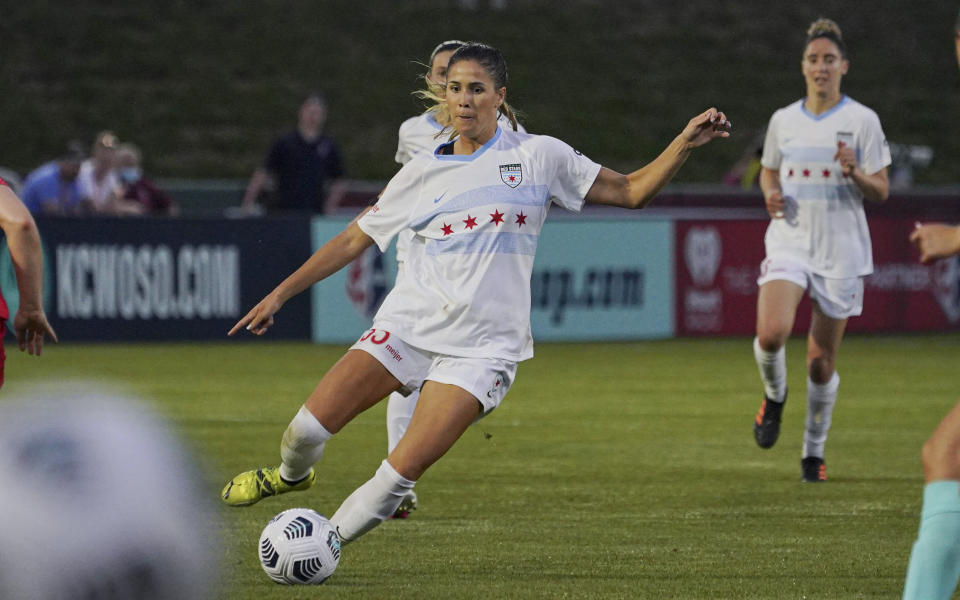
[
  {"left": 349, "top": 326, "right": 517, "bottom": 416},
  {"left": 757, "top": 255, "right": 864, "bottom": 319}
]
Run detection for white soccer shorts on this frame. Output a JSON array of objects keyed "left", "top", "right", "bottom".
[
  {"left": 350, "top": 326, "right": 517, "bottom": 416},
  {"left": 757, "top": 255, "right": 864, "bottom": 319}
]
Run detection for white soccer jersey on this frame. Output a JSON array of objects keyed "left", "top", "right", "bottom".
[
  {"left": 760, "top": 95, "right": 891, "bottom": 278},
  {"left": 394, "top": 112, "right": 526, "bottom": 266},
  {"left": 77, "top": 160, "right": 120, "bottom": 211},
  {"left": 359, "top": 127, "right": 601, "bottom": 361}
]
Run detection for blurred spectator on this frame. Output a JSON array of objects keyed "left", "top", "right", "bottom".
[
  {"left": 0, "top": 168, "right": 23, "bottom": 195},
  {"left": 240, "top": 92, "right": 346, "bottom": 216},
  {"left": 77, "top": 131, "right": 121, "bottom": 214},
  {"left": 888, "top": 142, "right": 934, "bottom": 190},
  {"left": 114, "top": 143, "right": 178, "bottom": 217},
  {"left": 723, "top": 130, "right": 764, "bottom": 190},
  {"left": 21, "top": 141, "right": 86, "bottom": 216}
]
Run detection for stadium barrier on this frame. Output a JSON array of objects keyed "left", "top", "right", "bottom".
[
  {"left": 3, "top": 216, "right": 314, "bottom": 341},
  {"left": 675, "top": 218, "right": 960, "bottom": 336},
  {"left": 2, "top": 188, "right": 958, "bottom": 342}
]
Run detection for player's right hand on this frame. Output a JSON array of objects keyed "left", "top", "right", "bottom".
[
  {"left": 765, "top": 190, "right": 786, "bottom": 219},
  {"left": 229, "top": 294, "right": 283, "bottom": 336},
  {"left": 13, "top": 309, "right": 58, "bottom": 356}
]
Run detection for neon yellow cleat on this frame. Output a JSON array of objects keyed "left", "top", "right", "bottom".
[
  {"left": 391, "top": 491, "right": 418, "bottom": 519},
  {"left": 220, "top": 467, "right": 315, "bottom": 507}
]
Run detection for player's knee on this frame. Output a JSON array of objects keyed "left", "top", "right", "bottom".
[
  {"left": 756, "top": 329, "right": 787, "bottom": 352},
  {"left": 806, "top": 355, "right": 834, "bottom": 383},
  {"left": 921, "top": 434, "right": 960, "bottom": 482}
]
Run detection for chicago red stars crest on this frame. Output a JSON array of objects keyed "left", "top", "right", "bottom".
[{"left": 499, "top": 163, "right": 522, "bottom": 188}]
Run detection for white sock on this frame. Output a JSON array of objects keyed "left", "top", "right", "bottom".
[
  {"left": 386, "top": 390, "right": 419, "bottom": 454},
  {"left": 803, "top": 372, "right": 839, "bottom": 459},
  {"left": 753, "top": 336, "right": 787, "bottom": 403},
  {"left": 330, "top": 460, "right": 416, "bottom": 545},
  {"left": 279, "top": 405, "right": 332, "bottom": 482}
]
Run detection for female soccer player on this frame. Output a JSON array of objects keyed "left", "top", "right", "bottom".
[
  {"left": 901, "top": 14, "right": 960, "bottom": 598},
  {"left": 221, "top": 43, "right": 730, "bottom": 546},
  {"left": 750, "top": 18, "right": 890, "bottom": 482},
  {"left": 0, "top": 178, "right": 58, "bottom": 386},
  {"left": 385, "top": 40, "right": 526, "bottom": 518}
]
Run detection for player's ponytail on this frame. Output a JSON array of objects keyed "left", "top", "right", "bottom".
[
  {"left": 500, "top": 101, "right": 520, "bottom": 132},
  {"left": 805, "top": 17, "right": 846, "bottom": 58}
]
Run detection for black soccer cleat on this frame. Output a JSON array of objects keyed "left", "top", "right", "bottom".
[
  {"left": 753, "top": 389, "right": 787, "bottom": 449},
  {"left": 801, "top": 456, "right": 827, "bottom": 482}
]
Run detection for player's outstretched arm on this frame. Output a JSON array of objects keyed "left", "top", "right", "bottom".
[
  {"left": 586, "top": 108, "right": 731, "bottom": 209},
  {"left": 910, "top": 223, "right": 960, "bottom": 265},
  {"left": 0, "top": 186, "right": 57, "bottom": 355},
  {"left": 229, "top": 222, "right": 375, "bottom": 336}
]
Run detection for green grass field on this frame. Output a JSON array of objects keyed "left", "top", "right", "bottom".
[{"left": 5, "top": 334, "right": 960, "bottom": 599}]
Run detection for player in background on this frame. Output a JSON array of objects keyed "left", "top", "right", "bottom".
[
  {"left": 0, "top": 178, "right": 58, "bottom": 387},
  {"left": 220, "top": 43, "right": 730, "bottom": 550},
  {"left": 901, "top": 11, "right": 960, "bottom": 600},
  {"left": 750, "top": 18, "right": 890, "bottom": 482},
  {"left": 385, "top": 39, "right": 527, "bottom": 519}
]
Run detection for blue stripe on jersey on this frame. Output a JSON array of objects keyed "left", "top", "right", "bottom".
[
  {"left": 782, "top": 146, "right": 861, "bottom": 164},
  {"left": 434, "top": 127, "right": 502, "bottom": 161},
  {"left": 426, "top": 112, "right": 444, "bottom": 130},
  {"left": 426, "top": 231, "right": 539, "bottom": 256},
  {"left": 799, "top": 95, "right": 849, "bottom": 121},
  {"left": 411, "top": 184, "right": 549, "bottom": 230},
  {"left": 781, "top": 182, "right": 861, "bottom": 200}
]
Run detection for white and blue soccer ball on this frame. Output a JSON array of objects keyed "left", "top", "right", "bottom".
[
  {"left": 0, "top": 386, "right": 217, "bottom": 600},
  {"left": 259, "top": 507, "right": 341, "bottom": 584}
]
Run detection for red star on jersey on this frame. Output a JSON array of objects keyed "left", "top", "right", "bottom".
[
  {"left": 508, "top": 175, "right": 516, "bottom": 183},
  {"left": 822, "top": 169, "right": 831, "bottom": 178},
  {"left": 441, "top": 222, "right": 453, "bottom": 236},
  {"left": 490, "top": 209, "right": 504, "bottom": 225},
  {"left": 802, "top": 169, "right": 811, "bottom": 178},
  {"left": 515, "top": 211, "right": 527, "bottom": 227},
  {"left": 463, "top": 214, "right": 478, "bottom": 230},
  {"left": 788, "top": 169, "right": 794, "bottom": 177}
]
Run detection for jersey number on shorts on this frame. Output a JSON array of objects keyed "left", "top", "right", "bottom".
[{"left": 360, "top": 328, "right": 390, "bottom": 345}]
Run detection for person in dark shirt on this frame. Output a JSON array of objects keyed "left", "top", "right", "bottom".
[{"left": 241, "top": 92, "right": 345, "bottom": 215}]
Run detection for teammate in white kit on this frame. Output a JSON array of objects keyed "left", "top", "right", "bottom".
[
  {"left": 386, "top": 40, "right": 526, "bottom": 519},
  {"left": 221, "top": 43, "right": 730, "bottom": 548},
  {"left": 750, "top": 18, "right": 890, "bottom": 482}
]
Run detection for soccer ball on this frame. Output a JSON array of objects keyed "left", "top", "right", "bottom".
[
  {"left": 259, "top": 508, "right": 341, "bottom": 584},
  {"left": 0, "top": 387, "right": 217, "bottom": 600}
]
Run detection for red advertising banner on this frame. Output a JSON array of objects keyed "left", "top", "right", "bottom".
[{"left": 675, "top": 218, "right": 960, "bottom": 336}]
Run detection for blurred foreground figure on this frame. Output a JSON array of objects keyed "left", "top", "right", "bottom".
[
  {"left": 901, "top": 13, "right": 960, "bottom": 600},
  {"left": 0, "top": 388, "right": 218, "bottom": 599}
]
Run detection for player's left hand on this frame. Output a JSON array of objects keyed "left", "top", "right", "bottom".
[
  {"left": 910, "top": 222, "right": 960, "bottom": 264},
  {"left": 834, "top": 141, "right": 858, "bottom": 176},
  {"left": 682, "top": 108, "right": 732, "bottom": 148}
]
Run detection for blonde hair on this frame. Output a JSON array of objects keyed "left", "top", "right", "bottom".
[
  {"left": 805, "top": 17, "right": 846, "bottom": 57},
  {"left": 414, "top": 42, "right": 521, "bottom": 141}
]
